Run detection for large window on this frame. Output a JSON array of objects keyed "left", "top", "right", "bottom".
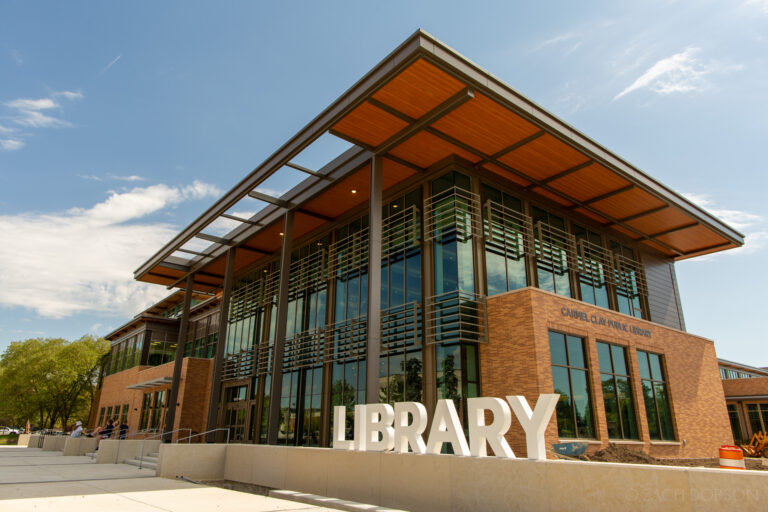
[
  {"left": 147, "top": 332, "right": 177, "bottom": 366},
  {"left": 746, "top": 403, "right": 768, "bottom": 436},
  {"left": 574, "top": 225, "right": 610, "bottom": 309},
  {"left": 149, "top": 390, "right": 167, "bottom": 430},
  {"left": 482, "top": 184, "right": 528, "bottom": 296},
  {"left": 184, "top": 312, "right": 219, "bottom": 359},
  {"left": 139, "top": 393, "right": 151, "bottom": 430},
  {"left": 597, "top": 342, "right": 638, "bottom": 439},
  {"left": 533, "top": 207, "right": 572, "bottom": 298},
  {"left": 549, "top": 331, "right": 594, "bottom": 438},
  {"left": 727, "top": 404, "right": 744, "bottom": 443},
  {"left": 611, "top": 242, "right": 645, "bottom": 319},
  {"left": 637, "top": 350, "right": 674, "bottom": 440}
]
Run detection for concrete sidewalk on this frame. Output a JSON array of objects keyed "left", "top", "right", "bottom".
[{"left": 0, "top": 446, "right": 338, "bottom": 511}]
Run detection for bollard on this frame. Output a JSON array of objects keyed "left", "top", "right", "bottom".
[{"left": 719, "top": 445, "right": 746, "bottom": 469}]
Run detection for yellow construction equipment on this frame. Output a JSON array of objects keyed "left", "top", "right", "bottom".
[{"left": 740, "top": 431, "right": 768, "bottom": 457}]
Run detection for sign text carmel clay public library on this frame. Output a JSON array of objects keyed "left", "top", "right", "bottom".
[{"left": 560, "top": 306, "right": 652, "bottom": 338}]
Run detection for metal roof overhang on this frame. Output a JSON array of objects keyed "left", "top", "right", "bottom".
[
  {"left": 126, "top": 376, "right": 174, "bottom": 390},
  {"left": 134, "top": 29, "right": 744, "bottom": 293}
]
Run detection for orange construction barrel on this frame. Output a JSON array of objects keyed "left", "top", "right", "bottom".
[{"left": 719, "top": 445, "right": 746, "bottom": 469}]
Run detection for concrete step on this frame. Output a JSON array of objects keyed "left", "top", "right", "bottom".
[
  {"left": 148, "top": 452, "right": 159, "bottom": 458},
  {"left": 124, "top": 458, "right": 157, "bottom": 471},
  {"left": 140, "top": 455, "right": 159, "bottom": 464}
]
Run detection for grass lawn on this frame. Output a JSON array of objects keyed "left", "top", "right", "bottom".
[{"left": 0, "top": 434, "right": 20, "bottom": 445}]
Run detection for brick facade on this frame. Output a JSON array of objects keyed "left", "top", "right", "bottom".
[
  {"left": 92, "top": 357, "right": 212, "bottom": 441},
  {"left": 482, "top": 287, "right": 732, "bottom": 459}
]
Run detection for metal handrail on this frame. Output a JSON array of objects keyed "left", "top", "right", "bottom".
[
  {"left": 113, "top": 428, "right": 159, "bottom": 463},
  {"left": 176, "top": 428, "right": 231, "bottom": 444},
  {"left": 138, "top": 428, "right": 191, "bottom": 469}
]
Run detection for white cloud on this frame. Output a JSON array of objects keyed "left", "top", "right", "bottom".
[
  {"left": 614, "top": 48, "right": 713, "bottom": 100},
  {"left": 54, "top": 90, "right": 84, "bottom": 101},
  {"left": 745, "top": 0, "right": 768, "bottom": 14},
  {"left": 683, "top": 193, "right": 767, "bottom": 257},
  {"left": 0, "top": 139, "right": 24, "bottom": 151},
  {"left": 77, "top": 174, "right": 146, "bottom": 182},
  {"left": 4, "top": 90, "right": 82, "bottom": 129},
  {"left": 112, "top": 175, "right": 145, "bottom": 182},
  {"left": 0, "top": 124, "right": 17, "bottom": 134},
  {"left": 0, "top": 180, "right": 221, "bottom": 318}
]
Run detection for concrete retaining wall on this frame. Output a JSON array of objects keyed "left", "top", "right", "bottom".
[
  {"left": 27, "top": 434, "right": 42, "bottom": 448},
  {"left": 96, "top": 439, "right": 162, "bottom": 464},
  {"left": 156, "top": 444, "right": 768, "bottom": 512},
  {"left": 16, "top": 434, "right": 30, "bottom": 446},
  {"left": 157, "top": 444, "right": 227, "bottom": 481},
  {"left": 41, "top": 435, "right": 61, "bottom": 451},
  {"left": 63, "top": 437, "right": 97, "bottom": 456}
]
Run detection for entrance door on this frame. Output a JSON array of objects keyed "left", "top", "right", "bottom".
[{"left": 222, "top": 384, "right": 249, "bottom": 442}]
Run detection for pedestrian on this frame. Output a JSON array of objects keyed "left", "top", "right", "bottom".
[
  {"left": 118, "top": 419, "right": 129, "bottom": 440},
  {"left": 70, "top": 420, "right": 83, "bottom": 438},
  {"left": 101, "top": 418, "right": 114, "bottom": 439}
]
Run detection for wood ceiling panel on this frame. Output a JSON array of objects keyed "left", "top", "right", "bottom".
[
  {"left": 482, "top": 163, "right": 532, "bottom": 187},
  {"left": 571, "top": 207, "right": 610, "bottom": 225},
  {"left": 371, "top": 59, "right": 465, "bottom": 119},
  {"left": 430, "top": 93, "right": 541, "bottom": 155},
  {"left": 302, "top": 167, "right": 371, "bottom": 219},
  {"left": 531, "top": 188, "right": 574, "bottom": 207},
  {"left": 656, "top": 224, "right": 727, "bottom": 252},
  {"left": 388, "top": 130, "right": 481, "bottom": 168},
  {"left": 625, "top": 207, "right": 696, "bottom": 235},
  {"left": 498, "top": 133, "right": 590, "bottom": 181},
  {"left": 640, "top": 239, "right": 677, "bottom": 257},
  {"left": 589, "top": 188, "right": 666, "bottom": 219},
  {"left": 608, "top": 224, "right": 642, "bottom": 240},
  {"left": 331, "top": 101, "right": 409, "bottom": 147},
  {"left": 547, "top": 163, "right": 631, "bottom": 202}
]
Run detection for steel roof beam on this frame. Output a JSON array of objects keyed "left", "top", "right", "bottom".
[
  {"left": 247, "top": 190, "right": 292, "bottom": 208},
  {"left": 220, "top": 213, "right": 262, "bottom": 226},
  {"left": 285, "top": 161, "right": 333, "bottom": 181},
  {"left": 196, "top": 233, "right": 236, "bottom": 246}
]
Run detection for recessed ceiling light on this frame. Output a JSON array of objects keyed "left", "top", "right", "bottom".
[{"left": 351, "top": 189, "right": 357, "bottom": 194}]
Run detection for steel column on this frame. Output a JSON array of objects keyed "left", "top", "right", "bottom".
[
  {"left": 206, "top": 248, "right": 236, "bottom": 441},
  {"left": 267, "top": 211, "right": 295, "bottom": 444},
  {"left": 365, "top": 155, "right": 383, "bottom": 405},
  {"left": 164, "top": 274, "right": 194, "bottom": 441}
]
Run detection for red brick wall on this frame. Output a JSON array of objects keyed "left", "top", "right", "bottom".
[
  {"left": 482, "top": 287, "right": 732, "bottom": 459},
  {"left": 93, "top": 358, "right": 212, "bottom": 440},
  {"left": 723, "top": 376, "right": 768, "bottom": 398}
]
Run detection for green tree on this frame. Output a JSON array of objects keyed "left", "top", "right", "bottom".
[{"left": 0, "top": 335, "right": 108, "bottom": 430}]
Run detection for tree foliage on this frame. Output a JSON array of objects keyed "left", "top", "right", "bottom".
[{"left": 0, "top": 335, "right": 108, "bottom": 429}]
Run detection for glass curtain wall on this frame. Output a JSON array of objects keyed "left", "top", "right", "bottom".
[
  {"left": 430, "top": 172, "right": 481, "bottom": 421},
  {"left": 184, "top": 312, "right": 219, "bottom": 358},
  {"left": 379, "top": 190, "right": 423, "bottom": 405},
  {"left": 103, "top": 332, "right": 145, "bottom": 376},
  {"left": 279, "top": 237, "right": 328, "bottom": 447},
  {"left": 611, "top": 242, "right": 645, "bottom": 318},
  {"left": 224, "top": 261, "right": 276, "bottom": 444},
  {"left": 574, "top": 225, "right": 610, "bottom": 308},
  {"left": 329, "top": 216, "right": 369, "bottom": 442},
  {"left": 482, "top": 184, "right": 528, "bottom": 296},
  {"left": 532, "top": 206, "right": 572, "bottom": 297}
]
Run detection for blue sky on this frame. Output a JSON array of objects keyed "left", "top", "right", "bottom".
[{"left": 1, "top": 1, "right": 766, "bottom": 364}]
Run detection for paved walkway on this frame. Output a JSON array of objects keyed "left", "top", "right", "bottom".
[{"left": 0, "top": 446, "right": 337, "bottom": 511}]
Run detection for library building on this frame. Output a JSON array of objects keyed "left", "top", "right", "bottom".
[{"left": 92, "top": 30, "right": 747, "bottom": 460}]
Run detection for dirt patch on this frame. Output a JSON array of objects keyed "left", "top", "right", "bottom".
[{"left": 574, "top": 444, "right": 768, "bottom": 471}]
